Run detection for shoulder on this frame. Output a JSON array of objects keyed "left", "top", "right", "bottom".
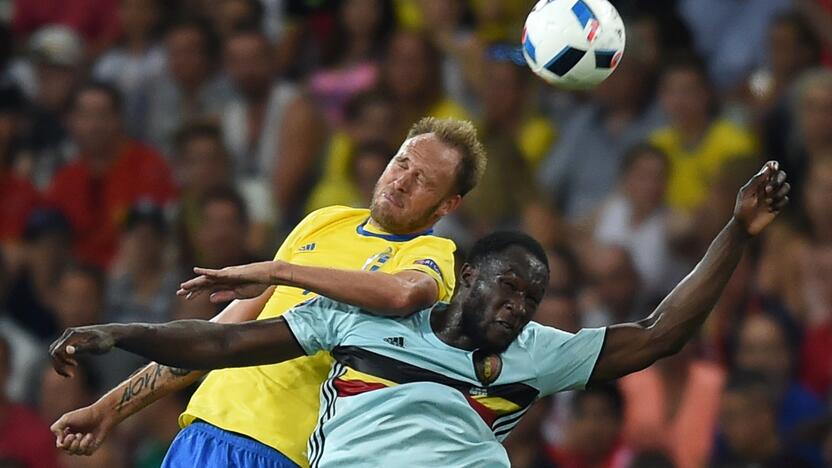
[
  {"left": 709, "top": 120, "right": 757, "bottom": 147},
  {"left": 400, "top": 234, "right": 457, "bottom": 254},
  {"left": 303, "top": 205, "right": 368, "bottom": 228}
]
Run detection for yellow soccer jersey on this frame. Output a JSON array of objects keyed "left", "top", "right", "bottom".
[{"left": 180, "top": 206, "right": 456, "bottom": 467}]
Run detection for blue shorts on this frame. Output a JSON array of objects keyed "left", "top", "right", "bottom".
[{"left": 162, "top": 421, "right": 299, "bottom": 468}]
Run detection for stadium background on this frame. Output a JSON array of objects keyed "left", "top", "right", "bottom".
[{"left": 0, "top": 0, "right": 831, "bottom": 467}]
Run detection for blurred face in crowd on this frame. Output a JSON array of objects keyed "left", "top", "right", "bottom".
[
  {"left": 810, "top": 246, "right": 832, "bottom": 307},
  {"left": 659, "top": 67, "right": 711, "bottom": 128},
  {"left": 0, "top": 109, "right": 21, "bottom": 158},
  {"left": 568, "top": 393, "right": 622, "bottom": 460},
  {"left": 121, "top": 222, "right": 165, "bottom": 274},
  {"left": 587, "top": 246, "right": 640, "bottom": 320},
  {"left": 347, "top": 97, "right": 396, "bottom": 146},
  {"left": 36, "top": 63, "right": 77, "bottom": 113},
  {"left": 224, "top": 32, "right": 273, "bottom": 98},
  {"left": 197, "top": 198, "right": 248, "bottom": 266},
  {"left": 482, "top": 60, "right": 525, "bottom": 127},
  {"left": 735, "top": 315, "right": 793, "bottom": 388},
  {"left": 214, "top": 0, "right": 260, "bottom": 38},
  {"left": 458, "top": 247, "right": 548, "bottom": 353},
  {"left": 719, "top": 387, "right": 778, "bottom": 460},
  {"left": 623, "top": 150, "right": 668, "bottom": 214},
  {"left": 798, "top": 79, "right": 832, "bottom": 150},
  {"left": 369, "top": 134, "right": 462, "bottom": 233},
  {"left": 769, "top": 19, "right": 817, "bottom": 78},
  {"left": 803, "top": 158, "right": 832, "bottom": 235},
  {"left": 69, "top": 89, "right": 122, "bottom": 157},
  {"left": 593, "top": 54, "right": 646, "bottom": 110},
  {"left": 384, "top": 32, "right": 438, "bottom": 102},
  {"left": 419, "top": 0, "right": 464, "bottom": 32},
  {"left": 178, "top": 135, "right": 230, "bottom": 196},
  {"left": 341, "top": 0, "right": 383, "bottom": 38},
  {"left": 166, "top": 26, "right": 212, "bottom": 89},
  {"left": 54, "top": 270, "right": 103, "bottom": 329},
  {"left": 120, "top": 0, "right": 160, "bottom": 39}
]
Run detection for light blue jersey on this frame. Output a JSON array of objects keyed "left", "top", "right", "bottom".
[{"left": 283, "top": 297, "right": 606, "bottom": 468}]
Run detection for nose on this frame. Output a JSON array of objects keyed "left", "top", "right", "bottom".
[{"left": 391, "top": 172, "right": 414, "bottom": 193}]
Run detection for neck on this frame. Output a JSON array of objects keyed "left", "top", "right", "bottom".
[
  {"left": 244, "top": 86, "right": 271, "bottom": 104},
  {"left": 676, "top": 116, "right": 709, "bottom": 147},
  {"left": 430, "top": 302, "right": 478, "bottom": 351},
  {"left": 85, "top": 140, "right": 122, "bottom": 174}
]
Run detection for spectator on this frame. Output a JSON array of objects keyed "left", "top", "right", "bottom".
[
  {"left": 16, "top": 26, "right": 85, "bottom": 188},
  {"left": 678, "top": 0, "right": 793, "bottom": 91},
  {"left": 349, "top": 141, "right": 394, "bottom": 207},
  {"left": 541, "top": 384, "right": 634, "bottom": 468},
  {"left": 593, "top": 143, "right": 686, "bottom": 299},
  {"left": 733, "top": 312, "right": 826, "bottom": 466},
  {"left": 618, "top": 342, "right": 725, "bottom": 468},
  {"left": 4, "top": 209, "right": 72, "bottom": 341},
  {"left": 210, "top": 0, "right": 266, "bottom": 41},
  {"left": 799, "top": 244, "right": 832, "bottom": 396},
  {"left": 305, "top": 90, "right": 397, "bottom": 213},
  {"left": 221, "top": 29, "right": 324, "bottom": 226},
  {"left": 538, "top": 45, "right": 664, "bottom": 221},
  {"left": 380, "top": 30, "right": 470, "bottom": 138},
  {"left": 108, "top": 202, "right": 178, "bottom": 325},
  {"left": 176, "top": 187, "right": 257, "bottom": 321},
  {"left": 757, "top": 156, "right": 832, "bottom": 323},
  {"left": 47, "top": 82, "right": 176, "bottom": 268},
  {"left": 781, "top": 69, "right": 832, "bottom": 201},
  {"left": 93, "top": 0, "right": 166, "bottom": 139},
  {"left": 0, "top": 84, "right": 41, "bottom": 247},
  {"left": 0, "top": 335, "right": 60, "bottom": 468},
  {"left": 11, "top": 0, "right": 119, "bottom": 56},
  {"left": 307, "top": 0, "right": 393, "bottom": 125},
  {"left": 714, "top": 371, "right": 814, "bottom": 468},
  {"left": 172, "top": 120, "right": 278, "bottom": 263},
  {"left": 649, "top": 54, "right": 757, "bottom": 214},
  {"left": 582, "top": 245, "right": 648, "bottom": 328},
  {"left": 145, "top": 19, "right": 230, "bottom": 156},
  {"left": 52, "top": 263, "right": 106, "bottom": 330}
]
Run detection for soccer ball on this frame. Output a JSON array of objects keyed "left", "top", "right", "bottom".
[{"left": 522, "top": 0, "right": 626, "bottom": 89}]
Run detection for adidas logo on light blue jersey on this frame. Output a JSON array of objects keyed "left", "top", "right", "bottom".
[{"left": 383, "top": 336, "right": 405, "bottom": 348}]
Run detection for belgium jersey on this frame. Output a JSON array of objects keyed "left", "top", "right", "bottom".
[
  {"left": 180, "top": 206, "right": 457, "bottom": 467},
  {"left": 283, "top": 296, "right": 607, "bottom": 467}
]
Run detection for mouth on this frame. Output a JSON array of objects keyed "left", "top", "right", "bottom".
[
  {"left": 494, "top": 320, "right": 515, "bottom": 332},
  {"left": 382, "top": 193, "right": 404, "bottom": 208}
]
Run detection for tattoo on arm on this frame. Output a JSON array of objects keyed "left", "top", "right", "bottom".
[{"left": 115, "top": 364, "right": 195, "bottom": 411}]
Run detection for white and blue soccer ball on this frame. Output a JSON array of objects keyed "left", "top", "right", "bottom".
[{"left": 522, "top": 0, "right": 626, "bottom": 89}]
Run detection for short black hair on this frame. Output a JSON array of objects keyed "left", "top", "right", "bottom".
[
  {"left": 466, "top": 232, "right": 549, "bottom": 272},
  {"left": 200, "top": 186, "right": 249, "bottom": 226},
  {"left": 573, "top": 382, "right": 624, "bottom": 420},
  {"left": 723, "top": 370, "right": 778, "bottom": 408},
  {"left": 620, "top": 142, "right": 669, "bottom": 176},
  {"left": 174, "top": 120, "right": 225, "bottom": 154},
  {"left": 23, "top": 209, "right": 73, "bottom": 242},
  {"left": 70, "top": 81, "right": 124, "bottom": 114}
]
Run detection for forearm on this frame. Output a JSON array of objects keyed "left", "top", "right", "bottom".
[
  {"left": 275, "top": 264, "right": 433, "bottom": 315},
  {"left": 95, "top": 362, "right": 202, "bottom": 421},
  {"left": 644, "top": 218, "right": 750, "bottom": 355},
  {"left": 111, "top": 318, "right": 301, "bottom": 370}
]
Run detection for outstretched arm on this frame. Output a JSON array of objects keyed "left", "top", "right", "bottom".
[
  {"left": 179, "top": 263, "right": 440, "bottom": 317},
  {"left": 50, "top": 288, "right": 274, "bottom": 456},
  {"left": 50, "top": 316, "right": 304, "bottom": 376},
  {"left": 590, "top": 161, "right": 790, "bottom": 382}
]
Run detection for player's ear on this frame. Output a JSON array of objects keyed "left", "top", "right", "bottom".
[
  {"left": 436, "top": 194, "right": 462, "bottom": 218},
  {"left": 459, "top": 263, "right": 476, "bottom": 289}
]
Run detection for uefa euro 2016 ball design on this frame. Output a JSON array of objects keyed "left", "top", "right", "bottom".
[{"left": 522, "top": 0, "right": 626, "bottom": 89}]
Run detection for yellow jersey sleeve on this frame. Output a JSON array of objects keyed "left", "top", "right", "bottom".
[
  {"left": 389, "top": 235, "right": 457, "bottom": 302},
  {"left": 273, "top": 206, "right": 358, "bottom": 261}
]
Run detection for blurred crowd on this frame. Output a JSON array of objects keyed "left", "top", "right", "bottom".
[{"left": 0, "top": 0, "right": 831, "bottom": 467}]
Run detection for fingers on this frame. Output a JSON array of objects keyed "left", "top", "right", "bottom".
[
  {"left": 193, "top": 267, "right": 223, "bottom": 277},
  {"left": 209, "top": 290, "right": 237, "bottom": 303}
]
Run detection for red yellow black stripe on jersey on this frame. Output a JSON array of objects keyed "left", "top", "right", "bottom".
[{"left": 330, "top": 346, "right": 539, "bottom": 430}]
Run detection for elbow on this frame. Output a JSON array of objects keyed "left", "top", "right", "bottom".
[{"left": 386, "top": 282, "right": 432, "bottom": 316}]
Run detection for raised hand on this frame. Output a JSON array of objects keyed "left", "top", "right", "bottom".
[
  {"left": 49, "top": 326, "right": 117, "bottom": 377},
  {"left": 733, "top": 161, "right": 790, "bottom": 236},
  {"left": 51, "top": 404, "right": 116, "bottom": 456},
  {"left": 176, "top": 261, "right": 280, "bottom": 303}
]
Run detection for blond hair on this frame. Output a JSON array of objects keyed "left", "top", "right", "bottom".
[{"left": 407, "top": 117, "right": 487, "bottom": 196}]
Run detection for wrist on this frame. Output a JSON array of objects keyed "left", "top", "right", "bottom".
[
  {"left": 270, "top": 260, "right": 290, "bottom": 285},
  {"left": 728, "top": 217, "right": 754, "bottom": 240},
  {"left": 107, "top": 323, "right": 137, "bottom": 346}
]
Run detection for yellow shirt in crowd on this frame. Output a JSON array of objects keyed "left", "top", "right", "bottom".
[
  {"left": 180, "top": 206, "right": 457, "bottom": 467},
  {"left": 649, "top": 120, "right": 757, "bottom": 213}
]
